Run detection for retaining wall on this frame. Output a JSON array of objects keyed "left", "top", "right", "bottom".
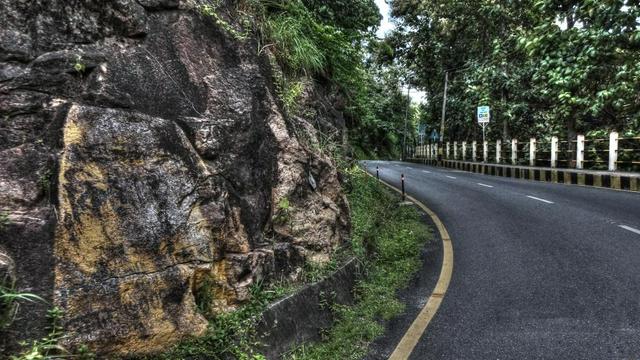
[{"left": 256, "top": 258, "right": 362, "bottom": 359}]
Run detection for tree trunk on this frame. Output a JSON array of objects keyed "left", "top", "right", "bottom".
[
  {"left": 503, "top": 118, "right": 510, "bottom": 142},
  {"left": 566, "top": 116, "right": 577, "bottom": 167},
  {"left": 501, "top": 90, "right": 510, "bottom": 141}
]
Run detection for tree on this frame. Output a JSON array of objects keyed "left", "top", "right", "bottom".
[{"left": 389, "top": 0, "right": 640, "bottom": 144}]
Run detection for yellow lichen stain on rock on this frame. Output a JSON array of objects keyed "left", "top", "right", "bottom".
[
  {"left": 77, "top": 162, "right": 108, "bottom": 191},
  {"left": 114, "top": 265, "right": 207, "bottom": 355},
  {"left": 57, "top": 155, "right": 73, "bottom": 220},
  {"left": 57, "top": 105, "right": 84, "bottom": 219},
  {"left": 52, "top": 104, "right": 261, "bottom": 355},
  {"left": 191, "top": 259, "right": 239, "bottom": 315},
  {"left": 210, "top": 260, "right": 238, "bottom": 313},
  {"left": 57, "top": 200, "right": 123, "bottom": 276},
  {"left": 223, "top": 207, "right": 251, "bottom": 253},
  {"left": 117, "top": 280, "right": 139, "bottom": 307},
  {"left": 175, "top": 204, "right": 215, "bottom": 259},
  {"left": 63, "top": 105, "right": 83, "bottom": 146}
]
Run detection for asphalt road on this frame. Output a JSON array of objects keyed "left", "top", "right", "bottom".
[{"left": 362, "top": 160, "right": 640, "bottom": 360}]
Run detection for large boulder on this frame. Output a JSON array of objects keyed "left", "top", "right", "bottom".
[{"left": 0, "top": 0, "right": 349, "bottom": 356}]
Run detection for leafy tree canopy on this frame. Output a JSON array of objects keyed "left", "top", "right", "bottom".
[{"left": 389, "top": 0, "right": 640, "bottom": 143}]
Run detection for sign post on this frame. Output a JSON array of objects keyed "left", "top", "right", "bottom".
[
  {"left": 477, "top": 105, "right": 490, "bottom": 147},
  {"left": 430, "top": 129, "right": 440, "bottom": 164},
  {"left": 430, "top": 129, "right": 439, "bottom": 143},
  {"left": 418, "top": 124, "right": 426, "bottom": 145}
]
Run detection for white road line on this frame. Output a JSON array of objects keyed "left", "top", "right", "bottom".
[
  {"left": 619, "top": 225, "right": 640, "bottom": 236},
  {"left": 446, "top": 175, "right": 457, "bottom": 179},
  {"left": 526, "top": 195, "right": 554, "bottom": 204},
  {"left": 477, "top": 183, "right": 494, "bottom": 188},
  {"left": 422, "top": 170, "right": 431, "bottom": 174}
]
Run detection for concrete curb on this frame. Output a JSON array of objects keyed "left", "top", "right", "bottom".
[
  {"left": 256, "top": 258, "right": 362, "bottom": 359},
  {"left": 408, "top": 158, "right": 640, "bottom": 192}
]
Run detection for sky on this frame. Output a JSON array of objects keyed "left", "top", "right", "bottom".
[
  {"left": 375, "top": 0, "right": 395, "bottom": 38},
  {"left": 375, "top": 0, "right": 427, "bottom": 104}
]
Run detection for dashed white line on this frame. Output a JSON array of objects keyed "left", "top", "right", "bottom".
[
  {"left": 619, "top": 225, "right": 640, "bottom": 236},
  {"left": 422, "top": 170, "right": 431, "bottom": 174},
  {"left": 477, "top": 183, "right": 494, "bottom": 188},
  {"left": 446, "top": 176, "right": 457, "bottom": 179},
  {"left": 526, "top": 195, "right": 554, "bottom": 204}
]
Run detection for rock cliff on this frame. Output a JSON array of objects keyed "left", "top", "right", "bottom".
[{"left": 0, "top": 0, "right": 349, "bottom": 356}]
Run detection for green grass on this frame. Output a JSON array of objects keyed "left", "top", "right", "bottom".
[
  {"left": 1, "top": 285, "right": 46, "bottom": 330},
  {"left": 286, "top": 166, "right": 432, "bottom": 359},
  {"left": 8, "top": 305, "right": 95, "bottom": 360},
  {"left": 259, "top": 1, "right": 326, "bottom": 75},
  {"left": 147, "top": 282, "right": 290, "bottom": 360}
]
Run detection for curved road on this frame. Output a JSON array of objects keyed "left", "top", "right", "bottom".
[{"left": 363, "top": 160, "right": 640, "bottom": 359}]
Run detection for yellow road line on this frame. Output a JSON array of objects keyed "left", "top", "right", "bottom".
[{"left": 364, "top": 170, "right": 454, "bottom": 360}]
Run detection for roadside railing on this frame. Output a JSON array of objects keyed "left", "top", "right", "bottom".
[{"left": 412, "top": 132, "right": 640, "bottom": 173}]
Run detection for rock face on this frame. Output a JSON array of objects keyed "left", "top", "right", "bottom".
[{"left": 0, "top": 0, "right": 349, "bottom": 356}]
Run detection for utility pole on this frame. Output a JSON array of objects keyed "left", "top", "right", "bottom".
[
  {"left": 439, "top": 71, "right": 449, "bottom": 157},
  {"left": 402, "top": 84, "right": 410, "bottom": 160}
]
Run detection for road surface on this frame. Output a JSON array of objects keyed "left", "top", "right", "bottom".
[{"left": 362, "top": 160, "right": 640, "bottom": 359}]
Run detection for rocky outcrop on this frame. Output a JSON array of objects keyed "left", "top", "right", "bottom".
[{"left": 0, "top": 0, "right": 349, "bottom": 356}]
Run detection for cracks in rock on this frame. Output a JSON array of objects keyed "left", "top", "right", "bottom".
[
  {"left": 100, "top": 259, "right": 213, "bottom": 284},
  {"left": 134, "top": 0, "right": 181, "bottom": 13},
  {"left": 141, "top": 47, "right": 205, "bottom": 118},
  {"left": 178, "top": 184, "right": 199, "bottom": 209}
]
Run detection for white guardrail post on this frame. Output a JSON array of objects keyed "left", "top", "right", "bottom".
[
  {"left": 453, "top": 141, "right": 458, "bottom": 160},
  {"left": 551, "top": 136, "right": 558, "bottom": 168},
  {"left": 576, "top": 135, "right": 585, "bottom": 169},
  {"left": 529, "top": 138, "right": 536, "bottom": 167},
  {"left": 496, "top": 139, "right": 502, "bottom": 163},
  {"left": 511, "top": 139, "right": 518, "bottom": 165},
  {"left": 462, "top": 141, "right": 467, "bottom": 161},
  {"left": 472, "top": 141, "right": 477, "bottom": 162},
  {"left": 483, "top": 141, "right": 488, "bottom": 162},
  {"left": 446, "top": 142, "right": 450, "bottom": 159},
  {"left": 609, "top": 131, "right": 618, "bottom": 171}
]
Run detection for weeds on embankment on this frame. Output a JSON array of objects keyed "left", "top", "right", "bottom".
[{"left": 286, "top": 166, "right": 432, "bottom": 360}]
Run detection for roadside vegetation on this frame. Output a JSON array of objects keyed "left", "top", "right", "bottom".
[
  {"left": 4, "top": 1, "right": 430, "bottom": 358},
  {"left": 198, "top": 0, "right": 419, "bottom": 159},
  {"left": 153, "top": 1, "right": 434, "bottom": 357},
  {"left": 286, "top": 167, "right": 432, "bottom": 359},
  {"left": 1, "top": 285, "right": 94, "bottom": 360},
  {"left": 389, "top": 0, "right": 640, "bottom": 142},
  {"left": 149, "top": 166, "right": 431, "bottom": 360}
]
